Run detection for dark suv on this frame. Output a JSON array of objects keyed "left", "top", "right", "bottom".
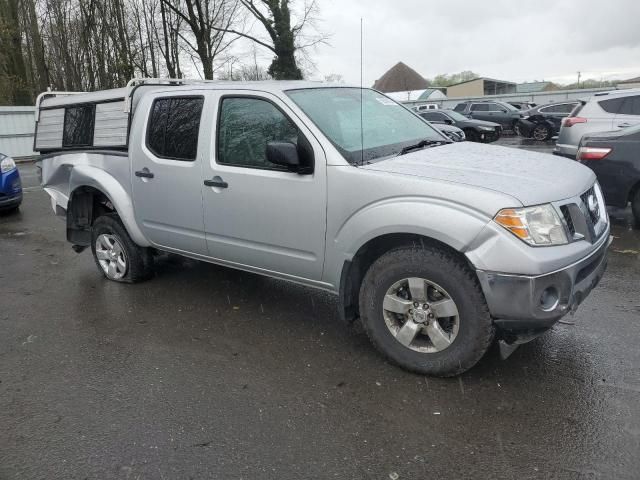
[{"left": 453, "top": 100, "right": 523, "bottom": 131}]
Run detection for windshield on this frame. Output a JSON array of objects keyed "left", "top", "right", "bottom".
[
  {"left": 443, "top": 110, "right": 469, "bottom": 122},
  {"left": 286, "top": 87, "right": 446, "bottom": 164}
]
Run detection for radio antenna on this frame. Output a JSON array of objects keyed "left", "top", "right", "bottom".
[{"left": 360, "top": 17, "right": 364, "bottom": 166}]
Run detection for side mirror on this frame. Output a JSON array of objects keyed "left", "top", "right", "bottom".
[
  {"left": 444, "top": 118, "right": 453, "bottom": 125},
  {"left": 266, "top": 141, "right": 300, "bottom": 171}
]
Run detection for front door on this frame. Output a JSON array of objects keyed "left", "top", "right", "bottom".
[
  {"left": 201, "top": 92, "right": 327, "bottom": 281},
  {"left": 130, "top": 93, "right": 208, "bottom": 255}
]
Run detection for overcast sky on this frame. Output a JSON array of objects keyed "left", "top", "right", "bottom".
[{"left": 303, "top": 0, "right": 640, "bottom": 86}]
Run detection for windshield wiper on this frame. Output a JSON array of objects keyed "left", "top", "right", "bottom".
[{"left": 397, "top": 139, "right": 447, "bottom": 156}]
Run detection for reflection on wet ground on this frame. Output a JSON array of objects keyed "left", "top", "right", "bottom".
[{"left": 1, "top": 161, "right": 639, "bottom": 479}]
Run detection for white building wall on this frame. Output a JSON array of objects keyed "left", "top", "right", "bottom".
[{"left": 0, "top": 107, "right": 36, "bottom": 158}]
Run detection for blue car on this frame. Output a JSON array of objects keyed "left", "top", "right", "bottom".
[{"left": 0, "top": 153, "right": 22, "bottom": 212}]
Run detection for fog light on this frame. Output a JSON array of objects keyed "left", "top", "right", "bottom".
[{"left": 540, "top": 287, "right": 559, "bottom": 311}]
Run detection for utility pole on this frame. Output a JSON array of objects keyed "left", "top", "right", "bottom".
[{"left": 577, "top": 71, "right": 581, "bottom": 88}]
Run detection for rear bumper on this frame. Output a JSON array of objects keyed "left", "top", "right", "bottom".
[
  {"left": 476, "top": 233, "right": 611, "bottom": 331},
  {"left": 554, "top": 143, "right": 578, "bottom": 159}
]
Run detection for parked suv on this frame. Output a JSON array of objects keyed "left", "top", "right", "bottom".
[
  {"left": 453, "top": 100, "right": 522, "bottom": 131},
  {"left": 419, "top": 109, "right": 501, "bottom": 143},
  {"left": 555, "top": 89, "right": 640, "bottom": 158},
  {"left": 36, "top": 80, "right": 610, "bottom": 377},
  {"left": 577, "top": 124, "right": 640, "bottom": 222}
]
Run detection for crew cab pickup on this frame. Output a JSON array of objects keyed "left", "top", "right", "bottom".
[{"left": 36, "top": 79, "right": 611, "bottom": 377}]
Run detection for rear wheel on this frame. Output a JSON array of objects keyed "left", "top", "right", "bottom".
[
  {"left": 91, "top": 215, "right": 153, "bottom": 283},
  {"left": 632, "top": 189, "right": 640, "bottom": 225},
  {"left": 358, "top": 246, "right": 494, "bottom": 376},
  {"left": 532, "top": 124, "right": 552, "bottom": 141}
]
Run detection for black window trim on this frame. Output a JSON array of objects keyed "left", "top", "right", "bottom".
[
  {"left": 62, "top": 103, "right": 96, "bottom": 148},
  {"left": 215, "top": 93, "right": 312, "bottom": 173},
  {"left": 145, "top": 94, "right": 205, "bottom": 162}
]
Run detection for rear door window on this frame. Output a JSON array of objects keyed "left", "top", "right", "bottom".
[
  {"left": 63, "top": 104, "right": 95, "bottom": 147},
  {"left": 619, "top": 96, "right": 640, "bottom": 115},
  {"left": 599, "top": 97, "right": 626, "bottom": 114},
  {"left": 420, "top": 112, "right": 446, "bottom": 122},
  {"left": 470, "top": 104, "right": 489, "bottom": 112},
  {"left": 146, "top": 96, "right": 204, "bottom": 161},
  {"left": 453, "top": 104, "right": 466, "bottom": 112}
]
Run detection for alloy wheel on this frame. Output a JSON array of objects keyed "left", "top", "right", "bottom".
[
  {"left": 95, "top": 233, "right": 128, "bottom": 280},
  {"left": 382, "top": 277, "right": 460, "bottom": 353}
]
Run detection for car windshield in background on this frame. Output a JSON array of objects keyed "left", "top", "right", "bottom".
[
  {"left": 286, "top": 87, "right": 446, "bottom": 164},
  {"left": 444, "top": 110, "right": 469, "bottom": 122}
]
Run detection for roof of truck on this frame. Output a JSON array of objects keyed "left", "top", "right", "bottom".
[{"left": 38, "top": 81, "right": 355, "bottom": 109}]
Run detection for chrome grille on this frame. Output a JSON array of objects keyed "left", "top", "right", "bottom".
[
  {"left": 560, "top": 205, "right": 575, "bottom": 236},
  {"left": 557, "top": 183, "right": 607, "bottom": 243},
  {"left": 580, "top": 185, "right": 600, "bottom": 226}
]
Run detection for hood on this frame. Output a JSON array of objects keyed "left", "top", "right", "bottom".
[
  {"left": 459, "top": 119, "right": 501, "bottom": 128},
  {"left": 363, "top": 142, "right": 595, "bottom": 206}
]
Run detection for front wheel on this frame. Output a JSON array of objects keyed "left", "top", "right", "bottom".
[
  {"left": 359, "top": 246, "right": 494, "bottom": 376},
  {"left": 91, "top": 215, "right": 154, "bottom": 283}
]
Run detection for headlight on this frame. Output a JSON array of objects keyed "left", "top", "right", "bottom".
[
  {"left": 494, "top": 204, "right": 568, "bottom": 246},
  {"left": 1, "top": 156, "right": 16, "bottom": 173},
  {"left": 477, "top": 126, "right": 494, "bottom": 131}
]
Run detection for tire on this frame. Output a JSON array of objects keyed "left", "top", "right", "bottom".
[
  {"left": 632, "top": 189, "right": 640, "bottom": 225},
  {"left": 532, "top": 124, "right": 552, "bottom": 141},
  {"left": 91, "top": 214, "right": 153, "bottom": 283},
  {"left": 359, "top": 246, "right": 494, "bottom": 377},
  {"left": 464, "top": 129, "right": 478, "bottom": 142}
]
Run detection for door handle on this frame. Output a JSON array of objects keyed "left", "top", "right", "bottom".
[
  {"left": 204, "top": 178, "right": 228, "bottom": 188},
  {"left": 618, "top": 122, "right": 632, "bottom": 128},
  {"left": 135, "top": 170, "right": 154, "bottom": 179}
]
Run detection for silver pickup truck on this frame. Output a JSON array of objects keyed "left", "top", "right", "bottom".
[{"left": 36, "top": 79, "right": 610, "bottom": 377}]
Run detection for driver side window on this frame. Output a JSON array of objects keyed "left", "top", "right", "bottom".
[{"left": 217, "top": 97, "right": 298, "bottom": 170}]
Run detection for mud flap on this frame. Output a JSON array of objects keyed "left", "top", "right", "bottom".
[{"left": 498, "top": 330, "right": 548, "bottom": 360}]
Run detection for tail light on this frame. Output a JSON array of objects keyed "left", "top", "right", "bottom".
[
  {"left": 563, "top": 117, "right": 587, "bottom": 127},
  {"left": 577, "top": 146, "right": 612, "bottom": 160}
]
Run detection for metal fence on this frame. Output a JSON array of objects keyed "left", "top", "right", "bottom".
[
  {"left": 0, "top": 106, "right": 36, "bottom": 159},
  {"left": 402, "top": 87, "right": 617, "bottom": 110}
]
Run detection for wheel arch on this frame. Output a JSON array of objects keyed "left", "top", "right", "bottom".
[
  {"left": 67, "top": 166, "right": 149, "bottom": 247},
  {"left": 338, "top": 233, "right": 474, "bottom": 323},
  {"left": 627, "top": 178, "right": 640, "bottom": 205}
]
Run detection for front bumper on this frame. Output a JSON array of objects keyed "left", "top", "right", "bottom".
[
  {"left": 0, "top": 191, "right": 22, "bottom": 210},
  {"left": 476, "top": 234, "right": 611, "bottom": 331}
]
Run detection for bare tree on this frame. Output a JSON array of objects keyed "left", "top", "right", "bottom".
[
  {"left": 161, "top": 0, "right": 241, "bottom": 79},
  {"left": 214, "top": 0, "right": 326, "bottom": 80}
]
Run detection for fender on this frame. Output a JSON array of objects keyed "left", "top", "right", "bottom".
[
  {"left": 69, "top": 165, "right": 150, "bottom": 246},
  {"left": 324, "top": 196, "right": 492, "bottom": 288}
]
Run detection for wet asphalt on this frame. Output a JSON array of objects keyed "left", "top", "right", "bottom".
[{"left": 1, "top": 140, "right": 639, "bottom": 479}]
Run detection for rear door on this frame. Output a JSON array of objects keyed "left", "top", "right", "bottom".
[
  {"left": 200, "top": 91, "right": 327, "bottom": 281},
  {"left": 614, "top": 95, "right": 640, "bottom": 129},
  {"left": 130, "top": 92, "right": 208, "bottom": 255},
  {"left": 469, "top": 103, "right": 491, "bottom": 121}
]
